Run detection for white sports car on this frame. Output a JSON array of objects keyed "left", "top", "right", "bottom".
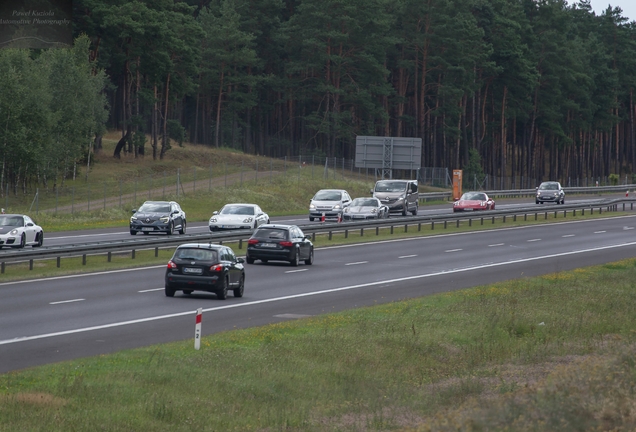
[
  {"left": 209, "top": 203, "right": 270, "bottom": 231},
  {"left": 0, "top": 214, "right": 44, "bottom": 248}
]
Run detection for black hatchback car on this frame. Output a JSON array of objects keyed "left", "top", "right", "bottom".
[
  {"left": 246, "top": 224, "right": 314, "bottom": 266},
  {"left": 130, "top": 201, "right": 186, "bottom": 235},
  {"left": 165, "top": 243, "right": 245, "bottom": 299}
]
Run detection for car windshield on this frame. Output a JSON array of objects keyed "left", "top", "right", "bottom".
[
  {"left": 313, "top": 190, "right": 342, "bottom": 201},
  {"left": 0, "top": 216, "right": 24, "bottom": 227},
  {"left": 461, "top": 192, "right": 487, "bottom": 200},
  {"left": 174, "top": 248, "right": 218, "bottom": 262},
  {"left": 539, "top": 183, "right": 558, "bottom": 190},
  {"left": 254, "top": 228, "right": 288, "bottom": 240},
  {"left": 220, "top": 205, "right": 254, "bottom": 215},
  {"left": 375, "top": 181, "right": 406, "bottom": 193},
  {"left": 351, "top": 198, "right": 377, "bottom": 207},
  {"left": 138, "top": 203, "right": 171, "bottom": 213}
]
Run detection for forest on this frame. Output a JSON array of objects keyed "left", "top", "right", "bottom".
[{"left": 2, "top": 0, "right": 636, "bottom": 192}]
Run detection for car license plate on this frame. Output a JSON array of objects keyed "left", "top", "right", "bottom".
[
  {"left": 221, "top": 225, "right": 237, "bottom": 229},
  {"left": 260, "top": 243, "right": 277, "bottom": 248},
  {"left": 183, "top": 267, "right": 203, "bottom": 274},
  {"left": 464, "top": 208, "right": 473, "bottom": 211},
  {"left": 142, "top": 227, "right": 154, "bottom": 231}
]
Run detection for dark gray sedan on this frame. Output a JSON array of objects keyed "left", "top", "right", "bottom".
[{"left": 342, "top": 197, "right": 389, "bottom": 221}]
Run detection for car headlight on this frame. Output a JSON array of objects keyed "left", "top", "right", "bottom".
[
  {"left": 160, "top": 216, "right": 170, "bottom": 223},
  {"left": 371, "top": 208, "right": 377, "bottom": 213},
  {"left": 333, "top": 204, "right": 341, "bottom": 210},
  {"left": 309, "top": 203, "right": 315, "bottom": 210},
  {"left": 130, "top": 216, "right": 137, "bottom": 222},
  {"left": 344, "top": 208, "right": 350, "bottom": 213},
  {"left": 242, "top": 217, "right": 254, "bottom": 223},
  {"left": 9, "top": 229, "right": 19, "bottom": 235},
  {"left": 209, "top": 217, "right": 217, "bottom": 223}
]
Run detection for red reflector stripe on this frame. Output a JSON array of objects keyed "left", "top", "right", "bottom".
[{"left": 196, "top": 314, "right": 202, "bottom": 324}]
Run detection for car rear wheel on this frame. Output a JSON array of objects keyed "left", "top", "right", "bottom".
[
  {"left": 246, "top": 256, "right": 254, "bottom": 264},
  {"left": 217, "top": 276, "right": 228, "bottom": 300},
  {"left": 233, "top": 275, "right": 245, "bottom": 297},
  {"left": 33, "top": 232, "right": 43, "bottom": 247},
  {"left": 130, "top": 230, "right": 137, "bottom": 235},
  {"left": 305, "top": 248, "right": 314, "bottom": 265},
  {"left": 165, "top": 285, "right": 175, "bottom": 297},
  {"left": 290, "top": 249, "right": 299, "bottom": 266},
  {"left": 309, "top": 217, "right": 314, "bottom": 222},
  {"left": 179, "top": 221, "right": 186, "bottom": 234}
]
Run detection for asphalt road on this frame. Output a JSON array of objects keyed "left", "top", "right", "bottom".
[{"left": 1, "top": 213, "right": 635, "bottom": 373}]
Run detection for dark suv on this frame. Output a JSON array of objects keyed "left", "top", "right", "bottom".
[
  {"left": 246, "top": 224, "right": 314, "bottom": 266},
  {"left": 165, "top": 243, "right": 245, "bottom": 299},
  {"left": 536, "top": 182, "right": 565, "bottom": 204},
  {"left": 130, "top": 201, "right": 186, "bottom": 235}
]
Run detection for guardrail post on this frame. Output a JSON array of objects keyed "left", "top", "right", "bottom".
[
  {"left": 418, "top": 223, "right": 421, "bottom": 231},
  {"left": 404, "top": 224, "right": 408, "bottom": 233},
  {"left": 312, "top": 233, "right": 316, "bottom": 242},
  {"left": 444, "top": 221, "right": 447, "bottom": 229},
  {"left": 360, "top": 228, "right": 364, "bottom": 237},
  {"left": 345, "top": 229, "right": 348, "bottom": 239},
  {"left": 456, "top": 220, "right": 459, "bottom": 228},
  {"left": 554, "top": 211, "right": 557, "bottom": 218},
  {"left": 1, "top": 262, "right": 4, "bottom": 273},
  {"left": 82, "top": 254, "right": 87, "bottom": 265},
  {"left": 573, "top": 210, "right": 576, "bottom": 216},
  {"left": 544, "top": 212, "right": 548, "bottom": 220},
  {"left": 155, "top": 247, "right": 159, "bottom": 257},
  {"left": 563, "top": 210, "right": 566, "bottom": 218},
  {"left": 524, "top": 214, "right": 527, "bottom": 221},
  {"left": 29, "top": 259, "right": 33, "bottom": 270},
  {"left": 329, "top": 231, "right": 332, "bottom": 240},
  {"left": 491, "top": 216, "right": 495, "bottom": 224},
  {"left": 503, "top": 215, "right": 506, "bottom": 223},
  {"left": 481, "top": 217, "right": 483, "bottom": 225},
  {"left": 108, "top": 252, "right": 112, "bottom": 262},
  {"left": 591, "top": 207, "right": 593, "bottom": 215},
  {"left": 238, "top": 239, "right": 243, "bottom": 249},
  {"left": 376, "top": 226, "right": 379, "bottom": 235},
  {"left": 469, "top": 219, "right": 472, "bottom": 227},
  {"left": 57, "top": 257, "right": 60, "bottom": 268},
  {"left": 431, "top": 221, "right": 435, "bottom": 230},
  {"left": 513, "top": 215, "right": 517, "bottom": 222},
  {"left": 390, "top": 226, "right": 394, "bottom": 234},
  {"left": 132, "top": 250, "right": 135, "bottom": 259}
]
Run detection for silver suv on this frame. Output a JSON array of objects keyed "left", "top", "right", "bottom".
[
  {"left": 371, "top": 180, "right": 419, "bottom": 216},
  {"left": 309, "top": 189, "right": 351, "bottom": 221},
  {"left": 536, "top": 181, "right": 565, "bottom": 204}
]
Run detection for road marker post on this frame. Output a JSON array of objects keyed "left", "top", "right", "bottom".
[
  {"left": 194, "top": 308, "right": 202, "bottom": 350},
  {"left": 321, "top": 212, "right": 325, "bottom": 223}
]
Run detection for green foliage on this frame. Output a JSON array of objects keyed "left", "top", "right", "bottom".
[
  {"left": 609, "top": 173, "right": 619, "bottom": 185},
  {"left": 463, "top": 148, "right": 485, "bottom": 186}
]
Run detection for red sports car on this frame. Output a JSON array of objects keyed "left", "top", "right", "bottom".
[{"left": 453, "top": 192, "right": 495, "bottom": 212}]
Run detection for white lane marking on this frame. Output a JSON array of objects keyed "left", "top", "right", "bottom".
[
  {"left": 623, "top": 227, "right": 634, "bottom": 230},
  {"left": 594, "top": 231, "right": 606, "bottom": 234},
  {"left": 398, "top": 255, "right": 417, "bottom": 259},
  {"left": 345, "top": 261, "right": 368, "bottom": 266},
  {"left": 139, "top": 288, "right": 164, "bottom": 293},
  {"left": 562, "top": 234, "right": 575, "bottom": 238},
  {"left": 50, "top": 299, "right": 84, "bottom": 305},
  {"left": 528, "top": 239, "right": 541, "bottom": 242},
  {"left": 488, "top": 243, "right": 505, "bottom": 247},
  {"left": 285, "top": 269, "right": 308, "bottom": 273},
  {"left": 4, "top": 240, "right": 636, "bottom": 346},
  {"left": 445, "top": 249, "right": 462, "bottom": 253}
]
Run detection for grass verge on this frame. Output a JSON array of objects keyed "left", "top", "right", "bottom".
[{"left": 1, "top": 259, "right": 635, "bottom": 431}]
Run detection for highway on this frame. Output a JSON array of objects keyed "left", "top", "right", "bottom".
[{"left": 1, "top": 212, "right": 635, "bottom": 373}]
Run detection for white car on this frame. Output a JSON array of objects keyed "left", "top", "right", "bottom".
[
  {"left": 209, "top": 203, "right": 270, "bottom": 231},
  {"left": 0, "top": 214, "right": 44, "bottom": 248}
]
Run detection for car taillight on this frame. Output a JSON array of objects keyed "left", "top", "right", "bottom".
[
  {"left": 167, "top": 260, "right": 177, "bottom": 269},
  {"left": 279, "top": 241, "right": 293, "bottom": 247},
  {"left": 210, "top": 264, "right": 223, "bottom": 272},
  {"left": 247, "top": 239, "right": 259, "bottom": 245}
]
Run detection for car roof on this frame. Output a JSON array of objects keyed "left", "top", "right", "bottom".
[
  {"left": 254, "top": 224, "right": 294, "bottom": 230},
  {"left": 1, "top": 214, "right": 26, "bottom": 217},
  {"left": 142, "top": 200, "right": 175, "bottom": 205},
  {"left": 316, "top": 189, "right": 347, "bottom": 192},
  {"left": 223, "top": 203, "right": 258, "bottom": 207},
  {"left": 176, "top": 243, "right": 225, "bottom": 250}
]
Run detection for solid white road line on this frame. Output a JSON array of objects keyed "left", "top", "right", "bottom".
[
  {"left": 528, "top": 239, "right": 541, "bottom": 242},
  {"left": 3, "top": 240, "right": 636, "bottom": 346},
  {"left": 445, "top": 249, "right": 463, "bottom": 253},
  {"left": 488, "top": 243, "right": 505, "bottom": 247},
  {"left": 594, "top": 231, "right": 606, "bottom": 234},
  {"left": 139, "top": 288, "right": 164, "bottom": 293},
  {"left": 562, "top": 234, "right": 575, "bottom": 238},
  {"left": 345, "top": 261, "right": 368, "bottom": 266},
  {"left": 398, "top": 255, "right": 418, "bottom": 259},
  {"left": 285, "top": 269, "right": 308, "bottom": 273}
]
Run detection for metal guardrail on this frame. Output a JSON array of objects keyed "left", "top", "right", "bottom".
[
  {"left": 2, "top": 198, "right": 635, "bottom": 270},
  {"left": 418, "top": 184, "right": 636, "bottom": 201}
]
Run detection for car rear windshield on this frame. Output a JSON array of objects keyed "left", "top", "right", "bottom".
[
  {"left": 220, "top": 205, "right": 254, "bottom": 215},
  {"left": 461, "top": 193, "right": 486, "bottom": 200},
  {"left": 375, "top": 181, "right": 407, "bottom": 192},
  {"left": 254, "top": 228, "right": 289, "bottom": 240},
  {"left": 139, "top": 203, "right": 171, "bottom": 212},
  {"left": 174, "top": 248, "right": 218, "bottom": 262},
  {"left": 313, "top": 190, "right": 342, "bottom": 201}
]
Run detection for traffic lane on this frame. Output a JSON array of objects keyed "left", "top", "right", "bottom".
[
  {"left": 2, "top": 241, "right": 635, "bottom": 374},
  {"left": 2, "top": 216, "right": 635, "bottom": 341}
]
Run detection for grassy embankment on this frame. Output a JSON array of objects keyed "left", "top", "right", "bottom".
[{"left": 1, "top": 259, "right": 635, "bottom": 431}]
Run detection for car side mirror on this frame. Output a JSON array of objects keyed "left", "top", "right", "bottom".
[
  {"left": 132, "top": 209, "right": 137, "bottom": 213},
  {"left": 369, "top": 188, "right": 374, "bottom": 194},
  {"left": 26, "top": 222, "right": 34, "bottom": 227},
  {"left": 213, "top": 211, "right": 219, "bottom": 215},
  {"left": 535, "top": 187, "right": 538, "bottom": 190},
  {"left": 237, "top": 257, "right": 245, "bottom": 264},
  {"left": 304, "top": 234, "right": 312, "bottom": 240}
]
